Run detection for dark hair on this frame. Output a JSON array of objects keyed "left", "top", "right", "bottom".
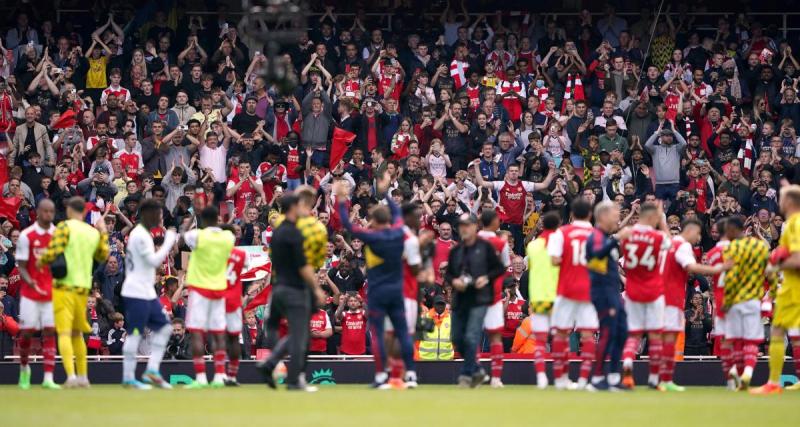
[
  {"left": 371, "top": 205, "right": 392, "bottom": 225},
  {"left": 725, "top": 215, "right": 745, "bottom": 230},
  {"left": 681, "top": 218, "right": 703, "bottom": 229},
  {"left": 542, "top": 211, "right": 561, "bottom": 230},
  {"left": 139, "top": 198, "right": 162, "bottom": 213},
  {"left": 279, "top": 193, "right": 300, "bottom": 212},
  {"left": 639, "top": 202, "right": 658, "bottom": 216},
  {"left": 571, "top": 199, "right": 592, "bottom": 220},
  {"left": 200, "top": 206, "right": 219, "bottom": 227},
  {"left": 401, "top": 202, "right": 420, "bottom": 218},
  {"left": 480, "top": 209, "right": 498, "bottom": 227},
  {"left": 66, "top": 196, "right": 86, "bottom": 213}
]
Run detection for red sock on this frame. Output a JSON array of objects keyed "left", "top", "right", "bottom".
[
  {"left": 227, "top": 358, "right": 240, "bottom": 379},
  {"left": 490, "top": 342, "right": 504, "bottom": 379},
  {"left": 193, "top": 357, "right": 206, "bottom": 376},
  {"left": 660, "top": 340, "right": 676, "bottom": 383},
  {"left": 42, "top": 334, "right": 56, "bottom": 373},
  {"left": 551, "top": 333, "right": 569, "bottom": 379},
  {"left": 732, "top": 339, "right": 744, "bottom": 373},
  {"left": 389, "top": 357, "right": 404, "bottom": 379},
  {"left": 743, "top": 342, "right": 758, "bottom": 370},
  {"left": 533, "top": 333, "right": 549, "bottom": 374},
  {"left": 648, "top": 338, "right": 663, "bottom": 378},
  {"left": 18, "top": 335, "right": 31, "bottom": 366},
  {"left": 213, "top": 350, "right": 226, "bottom": 375},
  {"left": 719, "top": 340, "right": 733, "bottom": 375},
  {"left": 579, "top": 334, "right": 596, "bottom": 381},
  {"left": 792, "top": 339, "right": 800, "bottom": 378},
  {"left": 623, "top": 335, "right": 640, "bottom": 363}
]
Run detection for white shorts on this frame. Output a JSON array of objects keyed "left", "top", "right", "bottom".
[
  {"left": 712, "top": 315, "right": 728, "bottom": 338},
  {"left": 663, "top": 305, "right": 685, "bottom": 333},
  {"left": 384, "top": 298, "right": 418, "bottom": 335},
  {"left": 19, "top": 297, "right": 54, "bottom": 330},
  {"left": 789, "top": 328, "right": 800, "bottom": 338},
  {"left": 530, "top": 313, "right": 551, "bottom": 334},
  {"left": 483, "top": 300, "right": 504, "bottom": 332},
  {"left": 725, "top": 299, "right": 764, "bottom": 342},
  {"left": 185, "top": 290, "right": 226, "bottom": 333},
  {"left": 225, "top": 307, "right": 243, "bottom": 334},
  {"left": 625, "top": 295, "right": 664, "bottom": 333},
  {"left": 551, "top": 296, "right": 598, "bottom": 331}
]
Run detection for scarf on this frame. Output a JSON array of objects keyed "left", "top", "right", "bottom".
[{"left": 274, "top": 111, "right": 290, "bottom": 142}]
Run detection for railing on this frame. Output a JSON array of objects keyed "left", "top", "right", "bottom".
[{"left": 53, "top": 9, "right": 800, "bottom": 38}]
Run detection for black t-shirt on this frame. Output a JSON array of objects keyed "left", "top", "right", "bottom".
[
  {"left": 270, "top": 220, "right": 307, "bottom": 289},
  {"left": 231, "top": 112, "right": 260, "bottom": 134}
]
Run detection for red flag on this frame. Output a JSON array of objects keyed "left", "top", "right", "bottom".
[
  {"left": 329, "top": 127, "right": 357, "bottom": 169},
  {"left": 243, "top": 263, "right": 273, "bottom": 312},
  {"left": 0, "top": 196, "right": 21, "bottom": 228},
  {"left": 52, "top": 109, "right": 77, "bottom": 130},
  {"left": 573, "top": 74, "right": 585, "bottom": 101}
]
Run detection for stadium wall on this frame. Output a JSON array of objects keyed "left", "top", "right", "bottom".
[{"left": 1, "top": 360, "right": 798, "bottom": 386}]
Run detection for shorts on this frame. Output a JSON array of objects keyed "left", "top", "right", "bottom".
[
  {"left": 530, "top": 313, "right": 551, "bottom": 334},
  {"left": 19, "top": 297, "right": 54, "bottom": 331},
  {"left": 226, "top": 307, "right": 243, "bottom": 335},
  {"left": 483, "top": 300, "right": 504, "bottom": 332},
  {"left": 725, "top": 299, "right": 764, "bottom": 342},
  {"left": 123, "top": 297, "right": 169, "bottom": 334},
  {"left": 53, "top": 288, "right": 91, "bottom": 334},
  {"left": 712, "top": 315, "right": 727, "bottom": 338},
  {"left": 185, "top": 289, "right": 226, "bottom": 333},
  {"left": 551, "top": 296, "right": 598, "bottom": 331},
  {"left": 773, "top": 298, "right": 800, "bottom": 330},
  {"left": 663, "top": 305, "right": 685, "bottom": 333},
  {"left": 385, "top": 298, "right": 418, "bottom": 335},
  {"left": 625, "top": 295, "right": 664, "bottom": 333}
]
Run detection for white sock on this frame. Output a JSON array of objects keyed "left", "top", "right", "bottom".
[
  {"left": 67, "top": 374, "right": 77, "bottom": 381},
  {"left": 405, "top": 370, "right": 417, "bottom": 381},
  {"left": 592, "top": 375, "right": 605, "bottom": 384},
  {"left": 146, "top": 324, "right": 172, "bottom": 373},
  {"left": 577, "top": 377, "right": 588, "bottom": 387},
  {"left": 375, "top": 371, "right": 388, "bottom": 383},
  {"left": 43, "top": 371, "right": 54, "bottom": 383},
  {"left": 623, "top": 358, "right": 633, "bottom": 370},
  {"left": 122, "top": 334, "right": 141, "bottom": 382},
  {"left": 728, "top": 365, "right": 739, "bottom": 376},
  {"left": 743, "top": 366, "right": 753, "bottom": 378},
  {"left": 21, "top": 364, "right": 30, "bottom": 372},
  {"left": 212, "top": 373, "right": 227, "bottom": 383},
  {"left": 608, "top": 373, "right": 621, "bottom": 385},
  {"left": 648, "top": 373, "right": 659, "bottom": 385},
  {"left": 196, "top": 372, "right": 208, "bottom": 384}
]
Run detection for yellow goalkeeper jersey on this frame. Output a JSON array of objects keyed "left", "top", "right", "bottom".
[{"left": 779, "top": 213, "right": 800, "bottom": 305}]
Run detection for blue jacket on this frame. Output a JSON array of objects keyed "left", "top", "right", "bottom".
[{"left": 585, "top": 228, "right": 623, "bottom": 310}]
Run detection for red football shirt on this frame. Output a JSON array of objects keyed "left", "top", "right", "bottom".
[
  {"left": 14, "top": 223, "right": 55, "bottom": 302},
  {"left": 503, "top": 298, "right": 526, "bottom": 338},
  {"left": 621, "top": 224, "right": 668, "bottom": 303},
  {"left": 340, "top": 310, "right": 367, "bottom": 355},
  {"left": 662, "top": 236, "right": 696, "bottom": 308},
  {"left": 224, "top": 248, "right": 247, "bottom": 313},
  {"left": 309, "top": 309, "right": 331, "bottom": 352},
  {"left": 706, "top": 241, "right": 729, "bottom": 318},
  {"left": 547, "top": 221, "right": 594, "bottom": 301}
]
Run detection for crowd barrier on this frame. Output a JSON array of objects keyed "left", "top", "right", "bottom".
[{"left": 1, "top": 358, "right": 798, "bottom": 386}]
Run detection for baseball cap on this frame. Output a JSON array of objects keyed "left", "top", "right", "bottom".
[{"left": 433, "top": 295, "right": 446, "bottom": 305}]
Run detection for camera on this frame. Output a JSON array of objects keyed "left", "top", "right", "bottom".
[
  {"left": 461, "top": 274, "right": 473, "bottom": 287},
  {"left": 785, "top": 76, "right": 795, "bottom": 86}
]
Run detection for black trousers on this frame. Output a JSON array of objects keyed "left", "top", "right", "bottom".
[{"left": 263, "top": 286, "right": 311, "bottom": 386}]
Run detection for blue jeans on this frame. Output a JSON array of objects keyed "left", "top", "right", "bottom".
[
  {"left": 655, "top": 183, "right": 680, "bottom": 202},
  {"left": 451, "top": 304, "right": 489, "bottom": 377}
]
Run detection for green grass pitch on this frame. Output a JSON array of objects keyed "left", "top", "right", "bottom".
[{"left": 2, "top": 385, "right": 798, "bottom": 426}]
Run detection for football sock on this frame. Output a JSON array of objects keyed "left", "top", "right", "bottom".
[
  {"left": 648, "top": 337, "right": 662, "bottom": 385},
  {"left": 42, "top": 332, "right": 56, "bottom": 376},
  {"left": 122, "top": 333, "right": 142, "bottom": 383},
  {"left": 389, "top": 357, "right": 404, "bottom": 379},
  {"left": 227, "top": 358, "right": 240, "bottom": 379},
  {"left": 213, "top": 350, "right": 226, "bottom": 375},
  {"left": 579, "top": 334, "right": 596, "bottom": 381},
  {"left": 768, "top": 338, "right": 786, "bottom": 384},
  {"left": 193, "top": 357, "right": 206, "bottom": 378},
  {"left": 18, "top": 335, "right": 31, "bottom": 367},
  {"left": 551, "top": 333, "right": 568, "bottom": 380},
  {"left": 57, "top": 333, "right": 75, "bottom": 377},
  {"left": 732, "top": 339, "right": 744, "bottom": 374},
  {"left": 660, "top": 339, "right": 676, "bottom": 383},
  {"left": 608, "top": 372, "right": 621, "bottom": 385},
  {"left": 792, "top": 338, "right": 800, "bottom": 379},
  {"left": 743, "top": 342, "right": 758, "bottom": 374},
  {"left": 146, "top": 324, "right": 172, "bottom": 373},
  {"left": 533, "top": 333, "right": 549, "bottom": 374},
  {"left": 622, "top": 335, "right": 640, "bottom": 368},
  {"left": 719, "top": 339, "right": 733, "bottom": 376},
  {"left": 490, "top": 342, "right": 504, "bottom": 379},
  {"left": 72, "top": 335, "right": 88, "bottom": 377}
]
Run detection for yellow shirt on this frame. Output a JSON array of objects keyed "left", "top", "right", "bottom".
[
  {"left": 779, "top": 213, "right": 800, "bottom": 304},
  {"left": 86, "top": 56, "right": 109, "bottom": 89}
]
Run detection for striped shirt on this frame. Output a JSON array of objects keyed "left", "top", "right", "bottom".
[{"left": 723, "top": 236, "right": 775, "bottom": 306}]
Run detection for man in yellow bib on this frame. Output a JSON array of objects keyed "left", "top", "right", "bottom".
[
  {"left": 752, "top": 185, "right": 800, "bottom": 394},
  {"left": 181, "top": 206, "right": 236, "bottom": 389},
  {"left": 38, "top": 197, "right": 109, "bottom": 388}
]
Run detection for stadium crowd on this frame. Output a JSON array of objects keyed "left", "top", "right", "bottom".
[{"left": 1, "top": 0, "right": 800, "bottom": 368}]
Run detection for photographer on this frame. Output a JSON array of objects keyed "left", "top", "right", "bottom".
[
  {"left": 444, "top": 213, "right": 505, "bottom": 388},
  {"left": 165, "top": 317, "right": 192, "bottom": 360}
]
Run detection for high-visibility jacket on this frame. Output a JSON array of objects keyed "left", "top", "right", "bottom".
[
  {"left": 511, "top": 316, "right": 536, "bottom": 354},
  {"left": 418, "top": 309, "right": 453, "bottom": 360}
]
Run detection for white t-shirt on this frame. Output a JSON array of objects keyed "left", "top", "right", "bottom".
[
  {"left": 121, "top": 225, "right": 177, "bottom": 299},
  {"left": 199, "top": 144, "right": 228, "bottom": 183}
]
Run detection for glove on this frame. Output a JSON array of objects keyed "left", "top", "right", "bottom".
[{"left": 769, "top": 246, "right": 790, "bottom": 266}]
